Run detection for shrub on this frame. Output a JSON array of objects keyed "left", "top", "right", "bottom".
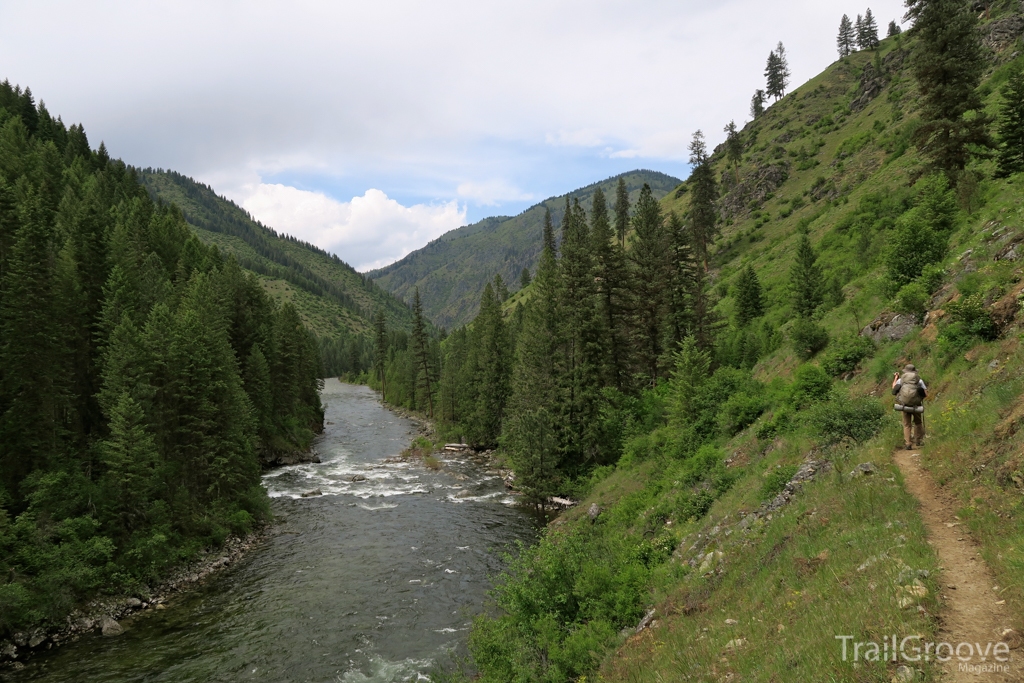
[
  {"left": 760, "top": 464, "right": 799, "bottom": 501},
  {"left": 945, "top": 294, "right": 998, "bottom": 340},
  {"left": 821, "top": 335, "right": 876, "bottom": 377},
  {"left": 806, "top": 397, "right": 885, "bottom": 445},
  {"left": 718, "top": 391, "right": 767, "bottom": 436},
  {"left": 789, "top": 318, "right": 830, "bottom": 360},
  {"left": 894, "top": 282, "right": 929, "bottom": 322},
  {"left": 789, "top": 364, "right": 833, "bottom": 408},
  {"left": 755, "top": 408, "right": 793, "bottom": 440}
]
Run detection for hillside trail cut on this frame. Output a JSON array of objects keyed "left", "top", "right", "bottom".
[{"left": 894, "top": 447, "right": 1022, "bottom": 682}]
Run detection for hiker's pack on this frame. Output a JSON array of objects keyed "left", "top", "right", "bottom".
[{"left": 894, "top": 370, "right": 925, "bottom": 413}]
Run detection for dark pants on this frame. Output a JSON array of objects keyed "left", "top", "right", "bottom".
[{"left": 902, "top": 411, "right": 924, "bottom": 446}]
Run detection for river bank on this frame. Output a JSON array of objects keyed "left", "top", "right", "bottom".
[{"left": 2, "top": 380, "right": 536, "bottom": 683}]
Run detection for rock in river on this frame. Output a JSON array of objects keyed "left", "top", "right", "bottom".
[{"left": 100, "top": 617, "right": 123, "bottom": 637}]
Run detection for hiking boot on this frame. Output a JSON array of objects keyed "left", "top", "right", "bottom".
[{"left": 905, "top": 444, "right": 915, "bottom": 450}]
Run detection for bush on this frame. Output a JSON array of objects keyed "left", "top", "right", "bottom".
[
  {"left": 936, "top": 294, "right": 999, "bottom": 360},
  {"left": 821, "top": 335, "right": 876, "bottom": 377},
  {"left": 790, "top": 318, "right": 830, "bottom": 360},
  {"left": 755, "top": 409, "right": 793, "bottom": 440},
  {"left": 760, "top": 464, "right": 799, "bottom": 501},
  {"left": 789, "top": 364, "right": 833, "bottom": 408},
  {"left": 718, "top": 391, "right": 767, "bottom": 436},
  {"left": 806, "top": 397, "right": 885, "bottom": 445},
  {"left": 894, "top": 282, "right": 929, "bottom": 322}
]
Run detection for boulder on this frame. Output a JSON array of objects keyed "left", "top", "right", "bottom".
[
  {"left": 350, "top": 475, "right": 366, "bottom": 482},
  {"left": 1, "top": 641, "right": 16, "bottom": 661},
  {"left": 861, "top": 312, "right": 916, "bottom": 343},
  {"left": 587, "top": 503, "right": 601, "bottom": 521},
  {"left": 301, "top": 488, "right": 323, "bottom": 497},
  {"left": 27, "top": 631, "right": 46, "bottom": 648},
  {"left": 126, "top": 597, "right": 142, "bottom": 608},
  {"left": 100, "top": 616, "right": 123, "bottom": 637},
  {"left": 892, "top": 664, "right": 916, "bottom": 682}
]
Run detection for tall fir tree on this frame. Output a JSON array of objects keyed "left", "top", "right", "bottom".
[
  {"left": 613, "top": 177, "right": 631, "bottom": 249},
  {"left": 858, "top": 9, "right": 880, "bottom": 49},
  {"left": 837, "top": 14, "right": 856, "bottom": 57},
  {"left": 628, "top": 184, "right": 669, "bottom": 384},
  {"left": 410, "top": 288, "right": 435, "bottom": 417},
  {"left": 750, "top": 89, "right": 766, "bottom": 119},
  {"left": 724, "top": 120, "right": 743, "bottom": 170},
  {"left": 688, "top": 131, "right": 720, "bottom": 271},
  {"left": 904, "top": 0, "right": 991, "bottom": 179},
  {"left": 542, "top": 207, "right": 556, "bottom": 254},
  {"left": 467, "top": 282, "right": 510, "bottom": 446},
  {"left": 734, "top": 264, "right": 765, "bottom": 326},
  {"left": 589, "top": 186, "right": 630, "bottom": 390},
  {"left": 790, "top": 234, "right": 824, "bottom": 318},
  {"left": 373, "top": 308, "right": 388, "bottom": 399},
  {"left": 501, "top": 224, "right": 562, "bottom": 507},
  {"left": 887, "top": 20, "right": 902, "bottom": 37},
  {"left": 996, "top": 67, "right": 1024, "bottom": 177}
]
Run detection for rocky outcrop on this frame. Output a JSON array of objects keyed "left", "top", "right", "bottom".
[
  {"left": 860, "top": 312, "right": 917, "bottom": 343},
  {"left": 719, "top": 162, "right": 790, "bottom": 221},
  {"left": 983, "top": 14, "right": 1024, "bottom": 53}
]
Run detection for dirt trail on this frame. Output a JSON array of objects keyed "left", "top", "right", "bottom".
[{"left": 894, "top": 448, "right": 1021, "bottom": 682}]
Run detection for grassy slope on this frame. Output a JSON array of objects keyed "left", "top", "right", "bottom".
[
  {"left": 140, "top": 170, "right": 416, "bottom": 338},
  {"left": 369, "top": 170, "right": 681, "bottom": 330},
  {"left": 508, "top": 20, "right": 1024, "bottom": 683}
]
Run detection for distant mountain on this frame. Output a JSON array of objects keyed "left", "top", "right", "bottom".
[
  {"left": 367, "top": 170, "right": 682, "bottom": 329},
  {"left": 140, "top": 170, "right": 417, "bottom": 341}
]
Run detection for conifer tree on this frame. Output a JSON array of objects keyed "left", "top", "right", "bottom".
[
  {"left": 468, "top": 282, "right": 509, "bottom": 445},
  {"left": 750, "top": 89, "right": 766, "bottom": 119},
  {"left": 724, "top": 121, "right": 743, "bottom": 169},
  {"left": 688, "top": 131, "right": 720, "bottom": 271},
  {"left": 838, "top": 14, "right": 856, "bottom": 57},
  {"left": 905, "top": 0, "right": 991, "bottom": 179},
  {"left": 613, "top": 178, "right": 631, "bottom": 249},
  {"left": 373, "top": 308, "right": 388, "bottom": 398},
  {"left": 542, "top": 207, "right": 556, "bottom": 254},
  {"left": 520, "top": 267, "right": 531, "bottom": 289},
  {"left": 501, "top": 224, "right": 562, "bottom": 507},
  {"left": 662, "top": 211, "right": 698, "bottom": 354},
  {"left": 887, "top": 20, "right": 902, "bottom": 37},
  {"left": 790, "top": 234, "right": 824, "bottom": 318},
  {"left": 98, "top": 392, "right": 157, "bottom": 537},
  {"left": 996, "top": 67, "right": 1024, "bottom": 177},
  {"left": 589, "top": 187, "right": 630, "bottom": 389},
  {"left": 494, "top": 273, "right": 509, "bottom": 302},
  {"left": 628, "top": 185, "right": 669, "bottom": 383},
  {"left": 858, "top": 8, "right": 880, "bottom": 49},
  {"left": 411, "top": 288, "right": 435, "bottom": 417},
  {"left": 734, "top": 264, "right": 765, "bottom": 326},
  {"left": 765, "top": 44, "right": 790, "bottom": 101}
]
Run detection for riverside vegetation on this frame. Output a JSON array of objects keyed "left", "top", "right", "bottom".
[
  {"left": 362, "top": 1, "right": 1024, "bottom": 680},
  {"left": 0, "top": 85, "right": 327, "bottom": 642}
]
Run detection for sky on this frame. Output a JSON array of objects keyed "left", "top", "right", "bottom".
[{"left": 0, "top": 0, "right": 909, "bottom": 271}]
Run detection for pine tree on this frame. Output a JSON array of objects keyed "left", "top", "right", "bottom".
[
  {"left": 494, "top": 273, "right": 509, "bottom": 302},
  {"left": 905, "top": 0, "right": 992, "bottom": 179},
  {"left": 662, "top": 211, "right": 698, "bottom": 354},
  {"left": 542, "top": 207, "right": 556, "bottom": 254},
  {"left": 468, "top": 282, "right": 509, "bottom": 446},
  {"left": 589, "top": 187, "right": 630, "bottom": 389},
  {"left": 765, "top": 44, "right": 790, "bottom": 101},
  {"left": 887, "top": 20, "right": 902, "bottom": 37},
  {"left": 410, "top": 288, "right": 435, "bottom": 418},
  {"left": 996, "top": 67, "right": 1024, "bottom": 177},
  {"left": 98, "top": 392, "right": 157, "bottom": 537},
  {"left": 724, "top": 120, "right": 743, "bottom": 169},
  {"left": 734, "top": 265, "right": 765, "bottom": 326},
  {"left": 501, "top": 224, "right": 562, "bottom": 507},
  {"left": 858, "top": 8, "right": 879, "bottom": 49},
  {"left": 750, "top": 89, "right": 766, "bottom": 119},
  {"left": 688, "top": 131, "right": 720, "bottom": 271},
  {"left": 613, "top": 177, "right": 630, "bottom": 249},
  {"left": 838, "top": 14, "right": 856, "bottom": 57},
  {"left": 520, "top": 267, "right": 532, "bottom": 289},
  {"left": 790, "top": 234, "right": 824, "bottom": 318},
  {"left": 628, "top": 184, "right": 669, "bottom": 383}
]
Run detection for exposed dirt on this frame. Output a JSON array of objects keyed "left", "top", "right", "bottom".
[{"left": 895, "top": 448, "right": 1022, "bottom": 682}]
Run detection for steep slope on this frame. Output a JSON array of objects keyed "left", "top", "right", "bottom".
[
  {"left": 440, "top": 9, "right": 1024, "bottom": 682},
  {"left": 139, "top": 170, "right": 416, "bottom": 340},
  {"left": 369, "top": 169, "right": 680, "bottom": 329}
]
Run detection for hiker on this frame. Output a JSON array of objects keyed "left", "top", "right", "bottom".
[{"left": 892, "top": 364, "right": 927, "bottom": 450}]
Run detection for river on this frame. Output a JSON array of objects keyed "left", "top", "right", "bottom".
[{"left": 5, "top": 380, "right": 535, "bottom": 683}]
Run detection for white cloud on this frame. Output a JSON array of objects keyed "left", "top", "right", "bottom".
[{"left": 240, "top": 184, "right": 466, "bottom": 272}]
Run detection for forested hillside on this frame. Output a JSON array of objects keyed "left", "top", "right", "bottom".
[
  {"left": 0, "top": 83, "right": 323, "bottom": 639},
  {"left": 368, "top": 170, "right": 680, "bottom": 329},
  {"left": 410, "top": 1, "right": 1024, "bottom": 680},
  {"left": 140, "top": 170, "right": 418, "bottom": 376}
]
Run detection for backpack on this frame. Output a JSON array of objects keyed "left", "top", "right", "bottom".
[{"left": 897, "top": 371, "right": 923, "bottom": 407}]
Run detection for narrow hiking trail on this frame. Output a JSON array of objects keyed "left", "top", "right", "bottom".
[{"left": 894, "top": 448, "right": 1022, "bottom": 682}]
